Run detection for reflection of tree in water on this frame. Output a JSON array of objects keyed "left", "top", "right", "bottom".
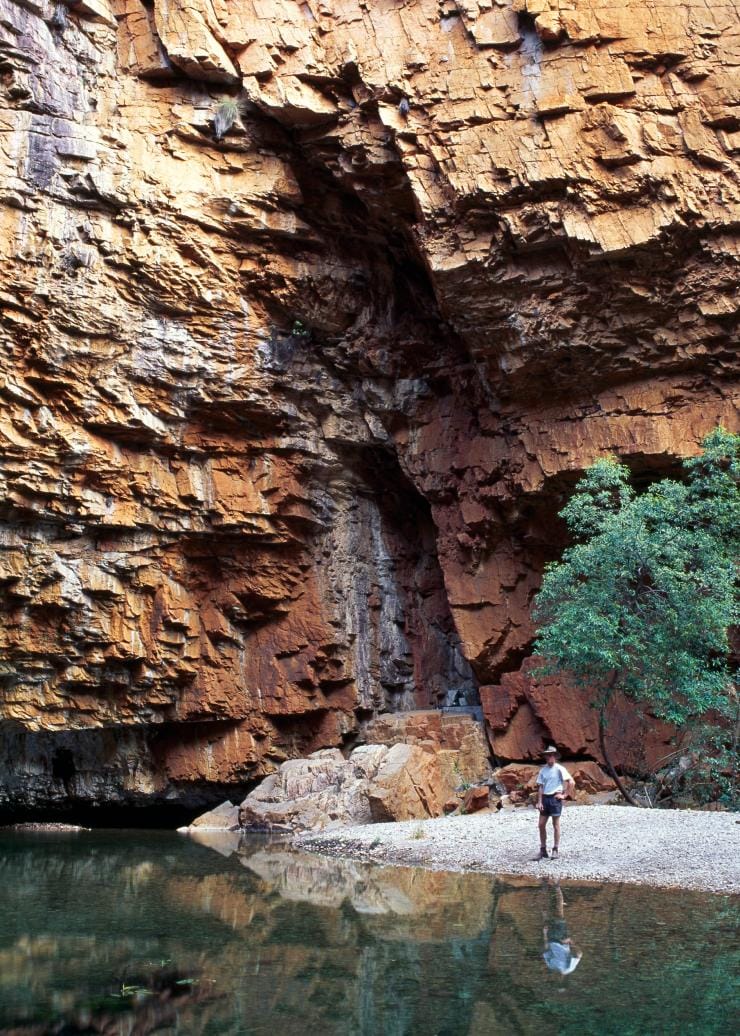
[{"left": 0, "top": 833, "right": 737, "bottom": 1036}]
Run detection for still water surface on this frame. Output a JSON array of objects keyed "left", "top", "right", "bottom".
[{"left": 0, "top": 830, "right": 737, "bottom": 1035}]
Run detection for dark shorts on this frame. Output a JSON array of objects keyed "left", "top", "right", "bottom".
[{"left": 542, "top": 794, "right": 563, "bottom": 817}]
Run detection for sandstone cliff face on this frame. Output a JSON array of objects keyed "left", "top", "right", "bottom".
[{"left": 0, "top": 0, "right": 737, "bottom": 811}]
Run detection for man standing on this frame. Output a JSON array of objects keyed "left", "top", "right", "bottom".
[{"left": 536, "top": 746, "right": 575, "bottom": 860}]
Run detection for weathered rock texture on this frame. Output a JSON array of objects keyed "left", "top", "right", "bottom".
[
  {"left": 365, "top": 708, "right": 493, "bottom": 787},
  {"left": 0, "top": 0, "right": 737, "bottom": 810},
  {"left": 236, "top": 744, "right": 447, "bottom": 831},
  {"left": 237, "top": 715, "right": 495, "bottom": 832},
  {"left": 481, "top": 661, "right": 676, "bottom": 772},
  {"left": 495, "top": 759, "right": 616, "bottom": 804},
  {"left": 182, "top": 797, "right": 238, "bottom": 831},
  {"left": 185, "top": 711, "right": 492, "bottom": 831}
]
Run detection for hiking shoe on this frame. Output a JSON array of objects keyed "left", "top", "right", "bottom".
[
  {"left": 551, "top": 847, "right": 559, "bottom": 860},
  {"left": 538, "top": 847, "right": 549, "bottom": 860}
]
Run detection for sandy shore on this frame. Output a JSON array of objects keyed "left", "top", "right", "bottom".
[{"left": 298, "top": 805, "right": 740, "bottom": 894}]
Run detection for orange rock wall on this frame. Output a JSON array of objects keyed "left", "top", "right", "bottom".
[{"left": 0, "top": 0, "right": 737, "bottom": 808}]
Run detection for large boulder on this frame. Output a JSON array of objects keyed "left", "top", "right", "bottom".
[
  {"left": 569, "top": 761, "right": 618, "bottom": 796},
  {"left": 364, "top": 710, "right": 493, "bottom": 789},
  {"left": 481, "top": 662, "right": 675, "bottom": 773},
  {"left": 367, "top": 743, "right": 452, "bottom": 823},
  {"left": 238, "top": 748, "right": 368, "bottom": 832},
  {"left": 231, "top": 712, "right": 497, "bottom": 833},
  {"left": 180, "top": 799, "right": 239, "bottom": 832},
  {"left": 461, "top": 785, "right": 492, "bottom": 814},
  {"left": 493, "top": 764, "right": 541, "bottom": 804},
  {"left": 494, "top": 760, "right": 617, "bottom": 805},
  {"left": 236, "top": 742, "right": 467, "bottom": 833}
]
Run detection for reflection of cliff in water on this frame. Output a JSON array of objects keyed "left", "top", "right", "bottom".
[{"left": 0, "top": 832, "right": 737, "bottom": 1036}]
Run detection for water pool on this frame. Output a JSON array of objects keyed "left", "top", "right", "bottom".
[{"left": 0, "top": 830, "right": 737, "bottom": 1034}]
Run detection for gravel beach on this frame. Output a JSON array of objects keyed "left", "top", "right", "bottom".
[{"left": 298, "top": 805, "right": 740, "bottom": 894}]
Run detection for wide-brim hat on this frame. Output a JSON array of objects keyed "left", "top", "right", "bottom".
[{"left": 542, "top": 745, "right": 559, "bottom": 757}]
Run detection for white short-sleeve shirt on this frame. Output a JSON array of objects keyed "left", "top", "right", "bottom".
[
  {"left": 536, "top": 762, "right": 573, "bottom": 795},
  {"left": 544, "top": 942, "right": 582, "bottom": 974}
]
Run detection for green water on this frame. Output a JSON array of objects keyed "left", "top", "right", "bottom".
[{"left": 0, "top": 831, "right": 737, "bottom": 1035}]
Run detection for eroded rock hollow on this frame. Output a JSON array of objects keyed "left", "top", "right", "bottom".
[{"left": 0, "top": 0, "right": 737, "bottom": 813}]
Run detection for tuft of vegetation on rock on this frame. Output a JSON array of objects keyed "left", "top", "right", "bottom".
[
  {"left": 533, "top": 428, "right": 739, "bottom": 808},
  {"left": 213, "top": 99, "right": 240, "bottom": 141},
  {"left": 290, "top": 319, "right": 311, "bottom": 339},
  {"left": 49, "top": 3, "right": 68, "bottom": 33}
]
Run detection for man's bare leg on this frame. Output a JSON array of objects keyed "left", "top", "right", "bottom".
[
  {"left": 538, "top": 813, "right": 549, "bottom": 857},
  {"left": 552, "top": 816, "right": 561, "bottom": 856}
]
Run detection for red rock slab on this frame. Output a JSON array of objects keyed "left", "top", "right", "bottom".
[{"left": 481, "top": 662, "right": 676, "bottom": 774}]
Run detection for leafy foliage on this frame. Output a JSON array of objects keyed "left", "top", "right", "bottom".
[
  {"left": 290, "top": 319, "right": 311, "bottom": 338},
  {"left": 50, "top": 3, "right": 68, "bottom": 33},
  {"left": 533, "top": 429, "right": 738, "bottom": 798},
  {"left": 666, "top": 722, "right": 739, "bottom": 808}
]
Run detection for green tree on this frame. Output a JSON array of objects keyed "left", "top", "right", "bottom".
[{"left": 533, "top": 428, "right": 739, "bottom": 806}]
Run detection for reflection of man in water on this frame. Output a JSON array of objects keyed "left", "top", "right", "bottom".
[{"left": 542, "top": 881, "right": 582, "bottom": 976}]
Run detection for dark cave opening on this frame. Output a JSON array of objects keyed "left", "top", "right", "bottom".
[
  {"left": 0, "top": 772, "right": 258, "bottom": 829},
  {"left": 0, "top": 721, "right": 258, "bottom": 828},
  {"left": 51, "top": 747, "right": 76, "bottom": 784}
]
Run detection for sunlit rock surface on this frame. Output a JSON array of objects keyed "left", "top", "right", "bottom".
[
  {"left": 236, "top": 739, "right": 479, "bottom": 832},
  {"left": 0, "top": 0, "right": 737, "bottom": 809},
  {"left": 180, "top": 711, "right": 493, "bottom": 831}
]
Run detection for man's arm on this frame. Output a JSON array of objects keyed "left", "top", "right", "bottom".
[
  {"left": 536, "top": 774, "right": 544, "bottom": 811},
  {"left": 556, "top": 766, "right": 575, "bottom": 799},
  {"left": 559, "top": 768, "right": 575, "bottom": 799}
]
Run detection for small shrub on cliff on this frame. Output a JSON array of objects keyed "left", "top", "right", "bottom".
[
  {"left": 50, "top": 4, "right": 68, "bottom": 33},
  {"left": 533, "top": 428, "right": 739, "bottom": 807},
  {"left": 213, "top": 99, "right": 240, "bottom": 141},
  {"left": 290, "top": 319, "right": 311, "bottom": 339}
]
